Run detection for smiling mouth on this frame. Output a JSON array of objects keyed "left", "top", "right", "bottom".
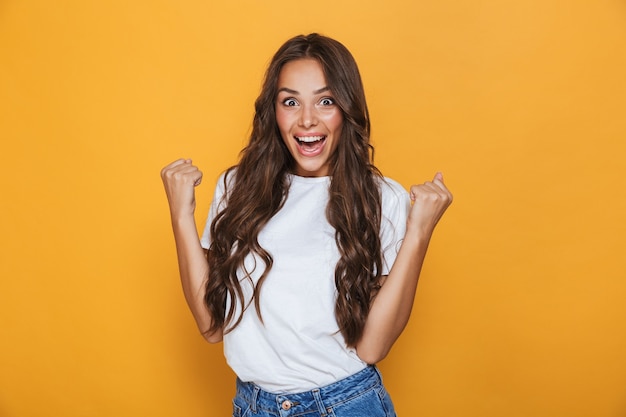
[
  {"left": 295, "top": 135, "right": 326, "bottom": 151},
  {"left": 296, "top": 135, "right": 325, "bottom": 143}
]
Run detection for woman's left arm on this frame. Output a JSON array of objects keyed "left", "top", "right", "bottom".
[{"left": 355, "top": 172, "right": 453, "bottom": 364}]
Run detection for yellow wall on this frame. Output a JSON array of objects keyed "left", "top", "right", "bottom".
[{"left": 1, "top": 1, "right": 625, "bottom": 416}]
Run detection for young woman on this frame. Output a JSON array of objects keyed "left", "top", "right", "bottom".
[{"left": 161, "top": 33, "right": 452, "bottom": 417}]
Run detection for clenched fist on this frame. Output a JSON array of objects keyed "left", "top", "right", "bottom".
[
  {"left": 407, "top": 172, "right": 453, "bottom": 237},
  {"left": 161, "top": 159, "right": 203, "bottom": 220}
]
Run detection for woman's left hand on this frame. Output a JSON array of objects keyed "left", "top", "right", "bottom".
[
  {"left": 407, "top": 172, "right": 453, "bottom": 237},
  {"left": 356, "top": 172, "right": 452, "bottom": 363}
]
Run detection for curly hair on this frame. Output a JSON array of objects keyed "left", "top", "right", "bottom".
[{"left": 204, "top": 33, "right": 383, "bottom": 346}]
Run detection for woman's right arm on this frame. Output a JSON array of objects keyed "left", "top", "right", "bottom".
[{"left": 160, "top": 158, "right": 223, "bottom": 343}]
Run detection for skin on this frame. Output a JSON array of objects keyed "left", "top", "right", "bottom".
[
  {"left": 160, "top": 59, "right": 453, "bottom": 362},
  {"left": 160, "top": 158, "right": 221, "bottom": 342},
  {"left": 275, "top": 58, "right": 343, "bottom": 177},
  {"left": 356, "top": 171, "right": 452, "bottom": 363}
]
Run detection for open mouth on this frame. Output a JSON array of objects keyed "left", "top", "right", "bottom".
[{"left": 295, "top": 135, "right": 326, "bottom": 154}]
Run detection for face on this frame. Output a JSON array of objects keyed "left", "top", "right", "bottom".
[{"left": 275, "top": 58, "right": 343, "bottom": 177}]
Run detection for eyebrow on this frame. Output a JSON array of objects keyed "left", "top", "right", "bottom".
[{"left": 277, "top": 86, "right": 331, "bottom": 95}]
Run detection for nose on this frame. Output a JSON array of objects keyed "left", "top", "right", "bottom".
[{"left": 298, "top": 104, "right": 318, "bottom": 129}]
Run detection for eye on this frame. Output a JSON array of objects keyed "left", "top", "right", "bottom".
[
  {"left": 320, "top": 97, "right": 335, "bottom": 106},
  {"left": 283, "top": 98, "right": 298, "bottom": 107}
]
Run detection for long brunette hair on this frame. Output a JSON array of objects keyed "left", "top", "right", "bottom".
[{"left": 204, "top": 33, "right": 383, "bottom": 346}]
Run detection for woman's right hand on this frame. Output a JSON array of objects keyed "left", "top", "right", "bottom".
[
  {"left": 161, "top": 159, "right": 218, "bottom": 342},
  {"left": 160, "top": 158, "right": 203, "bottom": 219}
]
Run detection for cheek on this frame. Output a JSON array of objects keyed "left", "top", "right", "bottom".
[
  {"left": 275, "top": 108, "right": 294, "bottom": 134},
  {"left": 327, "top": 111, "right": 344, "bottom": 134}
]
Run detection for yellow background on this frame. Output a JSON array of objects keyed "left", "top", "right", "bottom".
[{"left": 1, "top": 1, "right": 625, "bottom": 416}]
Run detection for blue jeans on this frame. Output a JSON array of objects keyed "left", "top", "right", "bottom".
[{"left": 232, "top": 365, "right": 396, "bottom": 417}]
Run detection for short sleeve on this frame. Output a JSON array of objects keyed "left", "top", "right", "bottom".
[
  {"left": 200, "top": 171, "right": 231, "bottom": 249},
  {"left": 379, "top": 177, "right": 411, "bottom": 275}
]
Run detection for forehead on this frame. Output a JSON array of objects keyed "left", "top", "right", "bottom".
[{"left": 277, "top": 58, "right": 327, "bottom": 89}]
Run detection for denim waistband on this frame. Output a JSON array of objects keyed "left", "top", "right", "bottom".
[{"left": 235, "top": 365, "right": 383, "bottom": 416}]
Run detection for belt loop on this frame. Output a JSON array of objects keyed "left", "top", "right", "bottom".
[
  {"left": 312, "top": 389, "right": 328, "bottom": 416},
  {"left": 372, "top": 364, "right": 384, "bottom": 383},
  {"left": 251, "top": 385, "right": 260, "bottom": 413}
]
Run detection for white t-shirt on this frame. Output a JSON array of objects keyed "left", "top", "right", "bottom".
[{"left": 200, "top": 173, "right": 410, "bottom": 393}]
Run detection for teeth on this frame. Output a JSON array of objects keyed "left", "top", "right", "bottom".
[{"left": 295, "top": 135, "right": 325, "bottom": 143}]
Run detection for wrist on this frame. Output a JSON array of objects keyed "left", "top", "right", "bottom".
[
  {"left": 405, "top": 223, "right": 433, "bottom": 242},
  {"left": 170, "top": 212, "right": 197, "bottom": 228}
]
